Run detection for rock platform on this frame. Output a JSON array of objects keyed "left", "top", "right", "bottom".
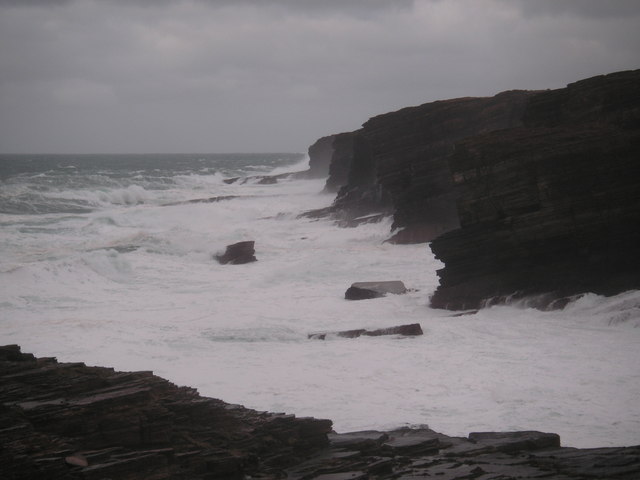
[{"left": 2, "top": 345, "right": 639, "bottom": 479}]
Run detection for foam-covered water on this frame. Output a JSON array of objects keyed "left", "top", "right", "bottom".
[{"left": 1, "top": 154, "right": 639, "bottom": 448}]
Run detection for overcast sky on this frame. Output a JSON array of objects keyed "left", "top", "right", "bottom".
[{"left": 1, "top": 0, "right": 639, "bottom": 154}]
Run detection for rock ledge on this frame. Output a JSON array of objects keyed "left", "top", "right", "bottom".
[{"left": 2, "top": 345, "right": 639, "bottom": 479}]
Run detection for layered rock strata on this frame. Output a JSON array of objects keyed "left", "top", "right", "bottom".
[
  {"left": 3, "top": 345, "right": 640, "bottom": 479},
  {"left": 310, "top": 90, "right": 533, "bottom": 239},
  {"left": 0, "top": 345, "right": 331, "bottom": 480},
  {"left": 430, "top": 69, "right": 640, "bottom": 310}
]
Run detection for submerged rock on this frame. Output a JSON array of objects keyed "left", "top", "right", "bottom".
[
  {"left": 345, "top": 281, "right": 407, "bottom": 300},
  {"left": 308, "top": 323, "right": 423, "bottom": 340},
  {"left": 215, "top": 240, "right": 257, "bottom": 265},
  {"left": 162, "top": 195, "right": 238, "bottom": 206}
]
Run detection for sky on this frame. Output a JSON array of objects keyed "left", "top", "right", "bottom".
[{"left": 0, "top": 0, "right": 639, "bottom": 154}]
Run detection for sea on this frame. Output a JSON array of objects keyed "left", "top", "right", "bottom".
[{"left": 1, "top": 153, "right": 639, "bottom": 448}]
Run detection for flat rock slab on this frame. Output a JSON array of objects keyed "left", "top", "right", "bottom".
[
  {"left": 328, "top": 431, "right": 389, "bottom": 451},
  {"left": 468, "top": 430, "right": 560, "bottom": 453},
  {"left": 309, "top": 323, "right": 423, "bottom": 340},
  {"left": 345, "top": 281, "right": 407, "bottom": 300},
  {"left": 313, "top": 472, "right": 368, "bottom": 480}
]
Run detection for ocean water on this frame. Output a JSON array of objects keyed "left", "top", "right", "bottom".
[{"left": 1, "top": 153, "right": 639, "bottom": 449}]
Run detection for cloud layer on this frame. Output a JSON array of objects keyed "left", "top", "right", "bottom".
[{"left": 1, "top": 0, "right": 639, "bottom": 153}]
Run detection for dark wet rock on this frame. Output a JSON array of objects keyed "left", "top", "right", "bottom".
[
  {"left": 0, "top": 345, "right": 332, "bottom": 480},
  {"left": 308, "top": 323, "right": 423, "bottom": 340},
  {"left": 345, "top": 281, "right": 407, "bottom": 300},
  {"left": 257, "top": 175, "right": 278, "bottom": 184},
  {"left": 302, "top": 131, "right": 395, "bottom": 228},
  {"left": 308, "top": 68, "right": 639, "bottom": 259},
  {"left": 163, "top": 195, "right": 238, "bottom": 206},
  {"left": 3, "top": 346, "right": 640, "bottom": 479},
  {"left": 468, "top": 430, "right": 561, "bottom": 453},
  {"left": 328, "top": 431, "right": 389, "bottom": 451},
  {"left": 430, "top": 69, "right": 640, "bottom": 310},
  {"left": 363, "top": 323, "right": 423, "bottom": 337},
  {"left": 309, "top": 90, "right": 532, "bottom": 241},
  {"left": 215, "top": 240, "right": 257, "bottom": 265},
  {"left": 381, "top": 428, "right": 440, "bottom": 456},
  {"left": 324, "top": 131, "right": 360, "bottom": 194}
]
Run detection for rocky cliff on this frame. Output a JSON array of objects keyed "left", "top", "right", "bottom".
[
  {"left": 311, "top": 90, "right": 533, "bottom": 240},
  {"left": 430, "top": 69, "right": 640, "bottom": 310},
  {"left": 305, "top": 134, "right": 336, "bottom": 179},
  {"left": 307, "top": 68, "right": 639, "bottom": 309},
  {"left": 3, "top": 345, "right": 640, "bottom": 479}
]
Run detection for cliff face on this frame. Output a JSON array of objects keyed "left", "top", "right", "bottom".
[
  {"left": 316, "top": 90, "right": 533, "bottom": 241},
  {"left": 364, "top": 90, "right": 533, "bottom": 243},
  {"left": 430, "top": 69, "right": 640, "bottom": 310},
  {"left": 323, "top": 131, "right": 359, "bottom": 193},
  {"left": 305, "top": 134, "right": 335, "bottom": 179}
]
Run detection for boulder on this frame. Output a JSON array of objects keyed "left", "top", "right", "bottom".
[
  {"left": 215, "top": 241, "right": 257, "bottom": 265},
  {"left": 308, "top": 323, "right": 423, "bottom": 340},
  {"left": 345, "top": 281, "right": 407, "bottom": 300}
]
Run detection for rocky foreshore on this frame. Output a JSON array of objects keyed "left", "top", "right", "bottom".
[{"left": 2, "top": 345, "right": 639, "bottom": 479}]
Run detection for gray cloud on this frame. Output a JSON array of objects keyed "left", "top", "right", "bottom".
[
  {"left": 0, "top": 0, "right": 639, "bottom": 153},
  {"left": 0, "top": 0, "right": 72, "bottom": 6},
  {"left": 511, "top": 0, "right": 640, "bottom": 19}
]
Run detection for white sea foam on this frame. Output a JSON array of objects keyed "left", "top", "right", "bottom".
[{"left": 1, "top": 159, "right": 639, "bottom": 449}]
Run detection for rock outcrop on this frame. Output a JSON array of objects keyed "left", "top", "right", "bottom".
[
  {"left": 215, "top": 240, "right": 257, "bottom": 265},
  {"left": 3, "top": 345, "right": 639, "bottom": 479},
  {"left": 344, "top": 281, "right": 408, "bottom": 300},
  {"left": 0, "top": 345, "right": 331, "bottom": 480},
  {"left": 430, "top": 69, "right": 640, "bottom": 310}
]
